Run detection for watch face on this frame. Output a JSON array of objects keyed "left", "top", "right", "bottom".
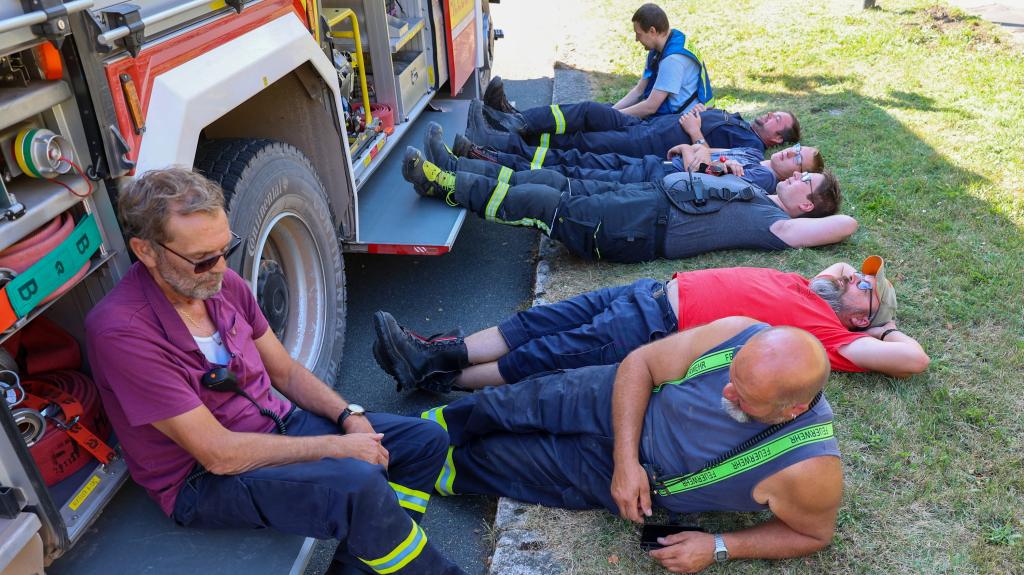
[
  {"left": 715, "top": 550, "right": 728, "bottom": 562},
  {"left": 347, "top": 404, "right": 365, "bottom": 415}
]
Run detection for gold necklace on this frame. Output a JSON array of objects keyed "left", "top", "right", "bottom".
[{"left": 176, "top": 307, "right": 204, "bottom": 331}]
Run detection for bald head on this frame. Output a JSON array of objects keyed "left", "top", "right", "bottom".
[{"left": 727, "top": 327, "right": 830, "bottom": 423}]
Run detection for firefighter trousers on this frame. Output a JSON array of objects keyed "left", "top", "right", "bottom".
[
  {"left": 451, "top": 168, "right": 667, "bottom": 263},
  {"left": 520, "top": 101, "right": 641, "bottom": 136},
  {"left": 421, "top": 365, "right": 623, "bottom": 512},
  {"left": 456, "top": 154, "right": 670, "bottom": 184},
  {"left": 172, "top": 411, "right": 464, "bottom": 575},
  {"left": 478, "top": 112, "right": 685, "bottom": 162}
]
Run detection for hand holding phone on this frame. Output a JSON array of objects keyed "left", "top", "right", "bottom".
[{"left": 639, "top": 523, "right": 705, "bottom": 550}]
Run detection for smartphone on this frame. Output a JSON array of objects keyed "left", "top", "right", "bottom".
[{"left": 639, "top": 524, "right": 706, "bottom": 551}]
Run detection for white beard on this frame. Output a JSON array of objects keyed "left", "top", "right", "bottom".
[{"left": 721, "top": 396, "right": 750, "bottom": 423}]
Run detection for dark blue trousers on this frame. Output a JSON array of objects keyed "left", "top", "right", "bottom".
[
  {"left": 422, "top": 365, "right": 623, "bottom": 512},
  {"left": 452, "top": 169, "right": 669, "bottom": 263},
  {"left": 457, "top": 154, "right": 669, "bottom": 183},
  {"left": 520, "top": 101, "right": 642, "bottom": 135},
  {"left": 172, "top": 411, "right": 464, "bottom": 575},
  {"left": 476, "top": 117, "right": 687, "bottom": 164},
  {"left": 496, "top": 278, "right": 677, "bottom": 382}
]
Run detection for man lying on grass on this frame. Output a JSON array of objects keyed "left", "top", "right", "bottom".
[
  {"left": 430, "top": 121, "right": 816, "bottom": 196},
  {"left": 402, "top": 144, "right": 854, "bottom": 263},
  {"left": 372, "top": 256, "right": 929, "bottom": 392},
  {"left": 470, "top": 96, "right": 792, "bottom": 164},
  {"left": 419, "top": 318, "right": 843, "bottom": 573}
]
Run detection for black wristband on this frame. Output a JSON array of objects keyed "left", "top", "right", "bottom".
[
  {"left": 336, "top": 411, "right": 348, "bottom": 429},
  {"left": 880, "top": 328, "right": 899, "bottom": 341}
]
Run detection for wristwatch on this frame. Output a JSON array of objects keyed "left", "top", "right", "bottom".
[
  {"left": 694, "top": 138, "right": 707, "bottom": 146},
  {"left": 713, "top": 534, "right": 729, "bottom": 563},
  {"left": 337, "top": 404, "right": 366, "bottom": 428}
]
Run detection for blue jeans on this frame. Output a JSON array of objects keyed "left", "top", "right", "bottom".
[
  {"left": 172, "top": 411, "right": 464, "bottom": 574},
  {"left": 496, "top": 278, "right": 677, "bottom": 383}
]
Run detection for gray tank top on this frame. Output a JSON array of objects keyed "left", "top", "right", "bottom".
[
  {"left": 639, "top": 324, "right": 839, "bottom": 513},
  {"left": 660, "top": 175, "right": 790, "bottom": 258}
]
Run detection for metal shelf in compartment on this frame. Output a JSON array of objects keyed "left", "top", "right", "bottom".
[
  {"left": 0, "top": 174, "right": 92, "bottom": 253},
  {"left": 0, "top": 81, "right": 71, "bottom": 132}
]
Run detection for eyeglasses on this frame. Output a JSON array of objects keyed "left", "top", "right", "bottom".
[
  {"left": 792, "top": 143, "right": 803, "bottom": 170},
  {"left": 853, "top": 272, "right": 877, "bottom": 324},
  {"left": 158, "top": 232, "right": 243, "bottom": 274}
]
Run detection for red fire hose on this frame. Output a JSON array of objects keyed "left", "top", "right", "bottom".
[
  {"left": 0, "top": 212, "right": 90, "bottom": 306},
  {"left": 20, "top": 371, "right": 114, "bottom": 486}
]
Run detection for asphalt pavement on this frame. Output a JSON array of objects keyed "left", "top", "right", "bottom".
[{"left": 303, "top": 59, "right": 553, "bottom": 575}]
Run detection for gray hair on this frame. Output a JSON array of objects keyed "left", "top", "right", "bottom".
[
  {"left": 118, "top": 167, "right": 225, "bottom": 244},
  {"left": 809, "top": 276, "right": 845, "bottom": 315}
]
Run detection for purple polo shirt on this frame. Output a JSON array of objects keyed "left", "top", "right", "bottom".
[{"left": 86, "top": 262, "right": 292, "bottom": 516}]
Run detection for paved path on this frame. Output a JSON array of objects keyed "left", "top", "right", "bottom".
[
  {"left": 305, "top": 2, "right": 559, "bottom": 574},
  {"left": 945, "top": 0, "right": 1024, "bottom": 44}
]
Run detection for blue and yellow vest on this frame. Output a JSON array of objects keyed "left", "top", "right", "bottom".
[{"left": 642, "top": 29, "right": 714, "bottom": 116}]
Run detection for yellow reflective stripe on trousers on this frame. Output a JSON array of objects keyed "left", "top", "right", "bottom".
[
  {"left": 390, "top": 482, "right": 431, "bottom": 514},
  {"left": 484, "top": 166, "right": 514, "bottom": 221},
  {"left": 420, "top": 405, "right": 449, "bottom": 431},
  {"left": 530, "top": 134, "right": 550, "bottom": 169},
  {"left": 360, "top": 521, "right": 428, "bottom": 574},
  {"left": 435, "top": 446, "right": 457, "bottom": 496},
  {"left": 550, "top": 104, "right": 566, "bottom": 134}
]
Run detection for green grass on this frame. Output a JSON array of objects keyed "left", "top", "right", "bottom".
[{"left": 527, "top": 1, "right": 1024, "bottom": 573}]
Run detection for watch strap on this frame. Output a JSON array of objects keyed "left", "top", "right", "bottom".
[{"left": 713, "top": 533, "right": 728, "bottom": 563}]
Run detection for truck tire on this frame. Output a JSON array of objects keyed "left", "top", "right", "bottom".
[{"left": 194, "top": 139, "right": 345, "bottom": 383}]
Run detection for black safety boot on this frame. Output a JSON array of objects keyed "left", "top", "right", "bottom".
[
  {"left": 373, "top": 311, "right": 470, "bottom": 393},
  {"left": 401, "top": 147, "right": 456, "bottom": 201},
  {"left": 481, "top": 104, "right": 527, "bottom": 134},
  {"left": 453, "top": 134, "right": 500, "bottom": 163},
  {"left": 423, "top": 122, "right": 458, "bottom": 172},
  {"left": 484, "top": 76, "right": 519, "bottom": 114}
]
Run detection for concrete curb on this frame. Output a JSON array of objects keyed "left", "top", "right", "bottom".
[{"left": 486, "top": 66, "right": 592, "bottom": 575}]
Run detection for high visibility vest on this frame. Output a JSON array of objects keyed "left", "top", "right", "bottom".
[{"left": 642, "top": 29, "right": 715, "bottom": 115}]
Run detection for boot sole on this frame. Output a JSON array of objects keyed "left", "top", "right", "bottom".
[{"left": 372, "top": 311, "right": 420, "bottom": 392}]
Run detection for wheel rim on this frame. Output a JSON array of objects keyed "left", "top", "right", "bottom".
[{"left": 249, "top": 212, "right": 327, "bottom": 372}]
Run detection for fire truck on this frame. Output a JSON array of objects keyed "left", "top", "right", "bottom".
[{"left": 0, "top": 0, "right": 495, "bottom": 572}]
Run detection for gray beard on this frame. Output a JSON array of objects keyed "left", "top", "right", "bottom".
[
  {"left": 721, "top": 396, "right": 750, "bottom": 423},
  {"left": 156, "top": 252, "right": 224, "bottom": 301}
]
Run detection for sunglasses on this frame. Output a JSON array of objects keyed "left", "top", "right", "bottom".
[
  {"left": 853, "top": 272, "right": 877, "bottom": 324},
  {"left": 792, "top": 143, "right": 803, "bottom": 170},
  {"left": 158, "top": 232, "right": 243, "bottom": 274}
]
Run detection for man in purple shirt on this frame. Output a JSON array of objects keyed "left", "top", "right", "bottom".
[{"left": 86, "top": 168, "right": 464, "bottom": 575}]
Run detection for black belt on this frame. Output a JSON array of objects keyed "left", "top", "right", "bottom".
[{"left": 650, "top": 282, "right": 677, "bottom": 331}]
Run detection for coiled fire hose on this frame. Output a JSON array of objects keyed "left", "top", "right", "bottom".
[
  {"left": 15, "top": 371, "right": 115, "bottom": 486},
  {"left": 0, "top": 212, "right": 90, "bottom": 310}
]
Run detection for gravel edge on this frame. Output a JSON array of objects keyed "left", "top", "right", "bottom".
[{"left": 486, "top": 66, "right": 593, "bottom": 575}]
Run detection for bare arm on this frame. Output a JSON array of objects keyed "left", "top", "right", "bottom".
[
  {"left": 618, "top": 88, "right": 669, "bottom": 118},
  {"left": 815, "top": 261, "right": 857, "bottom": 279},
  {"left": 151, "top": 405, "right": 388, "bottom": 475},
  {"left": 611, "top": 317, "right": 760, "bottom": 523},
  {"left": 614, "top": 78, "right": 647, "bottom": 109},
  {"left": 770, "top": 215, "right": 859, "bottom": 248},
  {"left": 650, "top": 456, "right": 843, "bottom": 572},
  {"left": 838, "top": 322, "right": 930, "bottom": 377}
]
